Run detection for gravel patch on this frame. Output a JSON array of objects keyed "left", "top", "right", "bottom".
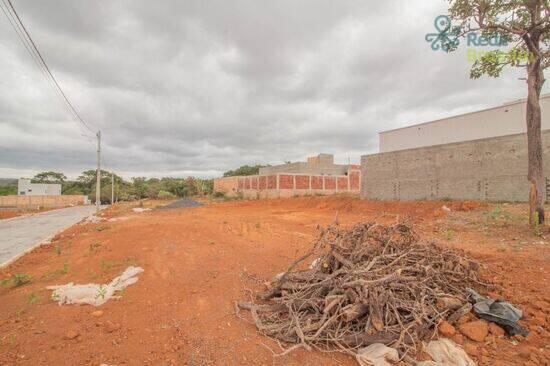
[{"left": 156, "top": 199, "right": 203, "bottom": 209}]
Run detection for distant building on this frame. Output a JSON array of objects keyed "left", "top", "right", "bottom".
[
  {"left": 259, "top": 153, "right": 357, "bottom": 176},
  {"left": 361, "top": 94, "right": 550, "bottom": 202},
  {"left": 18, "top": 178, "right": 61, "bottom": 196},
  {"left": 214, "top": 153, "right": 361, "bottom": 199},
  {"left": 379, "top": 93, "right": 550, "bottom": 153}
]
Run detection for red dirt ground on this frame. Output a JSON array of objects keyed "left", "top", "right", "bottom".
[
  {"left": 0, "top": 196, "right": 548, "bottom": 365},
  {"left": 0, "top": 207, "right": 55, "bottom": 220},
  {"left": 0, "top": 210, "right": 22, "bottom": 220}
]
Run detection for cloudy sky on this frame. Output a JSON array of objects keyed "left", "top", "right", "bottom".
[{"left": 0, "top": 0, "right": 547, "bottom": 179}]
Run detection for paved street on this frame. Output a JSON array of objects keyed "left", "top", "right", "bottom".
[{"left": 0, "top": 205, "right": 98, "bottom": 267}]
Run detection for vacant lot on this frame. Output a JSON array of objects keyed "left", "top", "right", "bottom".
[{"left": 0, "top": 196, "right": 548, "bottom": 365}]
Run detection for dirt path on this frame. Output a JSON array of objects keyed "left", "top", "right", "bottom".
[
  {"left": 0, "top": 197, "right": 548, "bottom": 365},
  {"left": 0, "top": 205, "right": 98, "bottom": 268}
]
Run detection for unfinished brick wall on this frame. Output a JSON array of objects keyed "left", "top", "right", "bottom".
[
  {"left": 214, "top": 168, "right": 361, "bottom": 199},
  {"left": 337, "top": 177, "right": 348, "bottom": 190},
  {"left": 279, "top": 175, "right": 294, "bottom": 189},
  {"left": 213, "top": 169, "right": 361, "bottom": 199},
  {"left": 324, "top": 176, "right": 336, "bottom": 190},
  {"left": 295, "top": 175, "right": 310, "bottom": 189},
  {"left": 267, "top": 175, "right": 277, "bottom": 189},
  {"left": 251, "top": 176, "right": 259, "bottom": 189},
  {"left": 311, "top": 176, "right": 323, "bottom": 189},
  {"left": 349, "top": 171, "right": 360, "bottom": 190},
  {"left": 259, "top": 176, "right": 267, "bottom": 189}
]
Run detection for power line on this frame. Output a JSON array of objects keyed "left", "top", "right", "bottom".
[
  {"left": 1, "top": 0, "right": 111, "bottom": 205},
  {"left": 0, "top": 1, "right": 91, "bottom": 139},
  {"left": 1, "top": 0, "right": 96, "bottom": 135},
  {"left": 0, "top": 0, "right": 94, "bottom": 141}
]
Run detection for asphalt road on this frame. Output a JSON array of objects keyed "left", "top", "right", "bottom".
[{"left": 0, "top": 205, "right": 99, "bottom": 268}]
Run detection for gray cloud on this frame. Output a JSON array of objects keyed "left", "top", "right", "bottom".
[{"left": 0, "top": 0, "right": 547, "bottom": 179}]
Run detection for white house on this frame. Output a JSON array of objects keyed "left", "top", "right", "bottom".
[{"left": 18, "top": 178, "right": 61, "bottom": 196}]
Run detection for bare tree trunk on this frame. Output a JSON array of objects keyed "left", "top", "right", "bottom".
[{"left": 526, "top": 60, "right": 545, "bottom": 227}]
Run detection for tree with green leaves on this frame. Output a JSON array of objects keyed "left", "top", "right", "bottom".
[
  {"left": 447, "top": 0, "right": 549, "bottom": 227},
  {"left": 223, "top": 164, "right": 267, "bottom": 177},
  {"left": 78, "top": 170, "right": 122, "bottom": 189},
  {"left": 32, "top": 171, "right": 67, "bottom": 184}
]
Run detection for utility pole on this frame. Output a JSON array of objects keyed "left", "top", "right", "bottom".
[
  {"left": 95, "top": 130, "right": 101, "bottom": 209},
  {"left": 111, "top": 171, "right": 114, "bottom": 204}
]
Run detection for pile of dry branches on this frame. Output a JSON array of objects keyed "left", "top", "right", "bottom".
[{"left": 237, "top": 220, "right": 488, "bottom": 356}]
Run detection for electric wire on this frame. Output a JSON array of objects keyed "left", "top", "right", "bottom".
[{"left": 1, "top": 0, "right": 96, "bottom": 136}]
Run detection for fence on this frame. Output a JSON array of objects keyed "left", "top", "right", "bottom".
[
  {"left": 214, "top": 169, "right": 361, "bottom": 199},
  {"left": 0, "top": 195, "right": 89, "bottom": 209}
]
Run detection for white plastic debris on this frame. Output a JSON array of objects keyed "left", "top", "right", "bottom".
[
  {"left": 417, "top": 338, "right": 475, "bottom": 366},
  {"left": 47, "top": 266, "right": 144, "bottom": 306},
  {"left": 356, "top": 343, "right": 399, "bottom": 366},
  {"left": 108, "top": 216, "right": 130, "bottom": 222},
  {"left": 309, "top": 258, "right": 320, "bottom": 269},
  {"left": 84, "top": 215, "right": 104, "bottom": 223},
  {"left": 442, "top": 205, "right": 452, "bottom": 212},
  {"left": 132, "top": 208, "right": 151, "bottom": 213}
]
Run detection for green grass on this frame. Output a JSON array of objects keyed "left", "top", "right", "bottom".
[
  {"left": 100, "top": 257, "right": 138, "bottom": 272},
  {"left": 43, "top": 262, "right": 70, "bottom": 279},
  {"left": 100, "top": 260, "right": 115, "bottom": 272},
  {"left": 27, "top": 292, "right": 39, "bottom": 305},
  {"left": 442, "top": 228, "right": 455, "bottom": 241},
  {"left": 1, "top": 274, "right": 32, "bottom": 288},
  {"left": 7, "top": 334, "right": 16, "bottom": 348},
  {"left": 88, "top": 241, "right": 102, "bottom": 254},
  {"left": 58, "top": 262, "right": 70, "bottom": 275}
]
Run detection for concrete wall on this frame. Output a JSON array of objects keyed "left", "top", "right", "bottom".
[
  {"left": 259, "top": 153, "right": 355, "bottom": 176},
  {"left": 361, "top": 130, "right": 550, "bottom": 202},
  {"left": 380, "top": 94, "right": 550, "bottom": 153},
  {"left": 0, "top": 195, "right": 89, "bottom": 209},
  {"left": 18, "top": 178, "right": 61, "bottom": 196}
]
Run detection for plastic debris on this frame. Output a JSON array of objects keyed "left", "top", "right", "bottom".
[
  {"left": 48, "top": 266, "right": 144, "bottom": 306},
  {"left": 417, "top": 338, "right": 475, "bottom": 366},
  {"left": 356, "top": 343, "right": 399, "bottom": 366},
  {"left": 84, "top": 215, "right": 104, "bottom": 223},
  {"left": 467, "top": 288, "right": 528, "bottom": 336},
  {"left": 132, "top": 208, "right": 151, "bottom": 213}
]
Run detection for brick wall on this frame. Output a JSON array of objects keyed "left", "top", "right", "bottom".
[{"left": 214, "top": 169, "right": 361, "bottom": 199}]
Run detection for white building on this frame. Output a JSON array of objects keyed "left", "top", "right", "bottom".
[
  {"left": 18, "top": 178, "right": 61, "bottom": 196},
  {"left": 379, "top": 93, "right": 550, "bottom": 153}
]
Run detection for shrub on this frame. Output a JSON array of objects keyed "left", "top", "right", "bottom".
[{"left": 158, "top": 190, "right": 175, "bottom": 199}]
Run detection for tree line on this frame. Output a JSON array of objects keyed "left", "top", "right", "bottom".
[
  {"left": 4, "top": 170, "right": 213, "bottom": 203},
  {"left": 0, "top": 164, "right": 267, "bottom": 202}
]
